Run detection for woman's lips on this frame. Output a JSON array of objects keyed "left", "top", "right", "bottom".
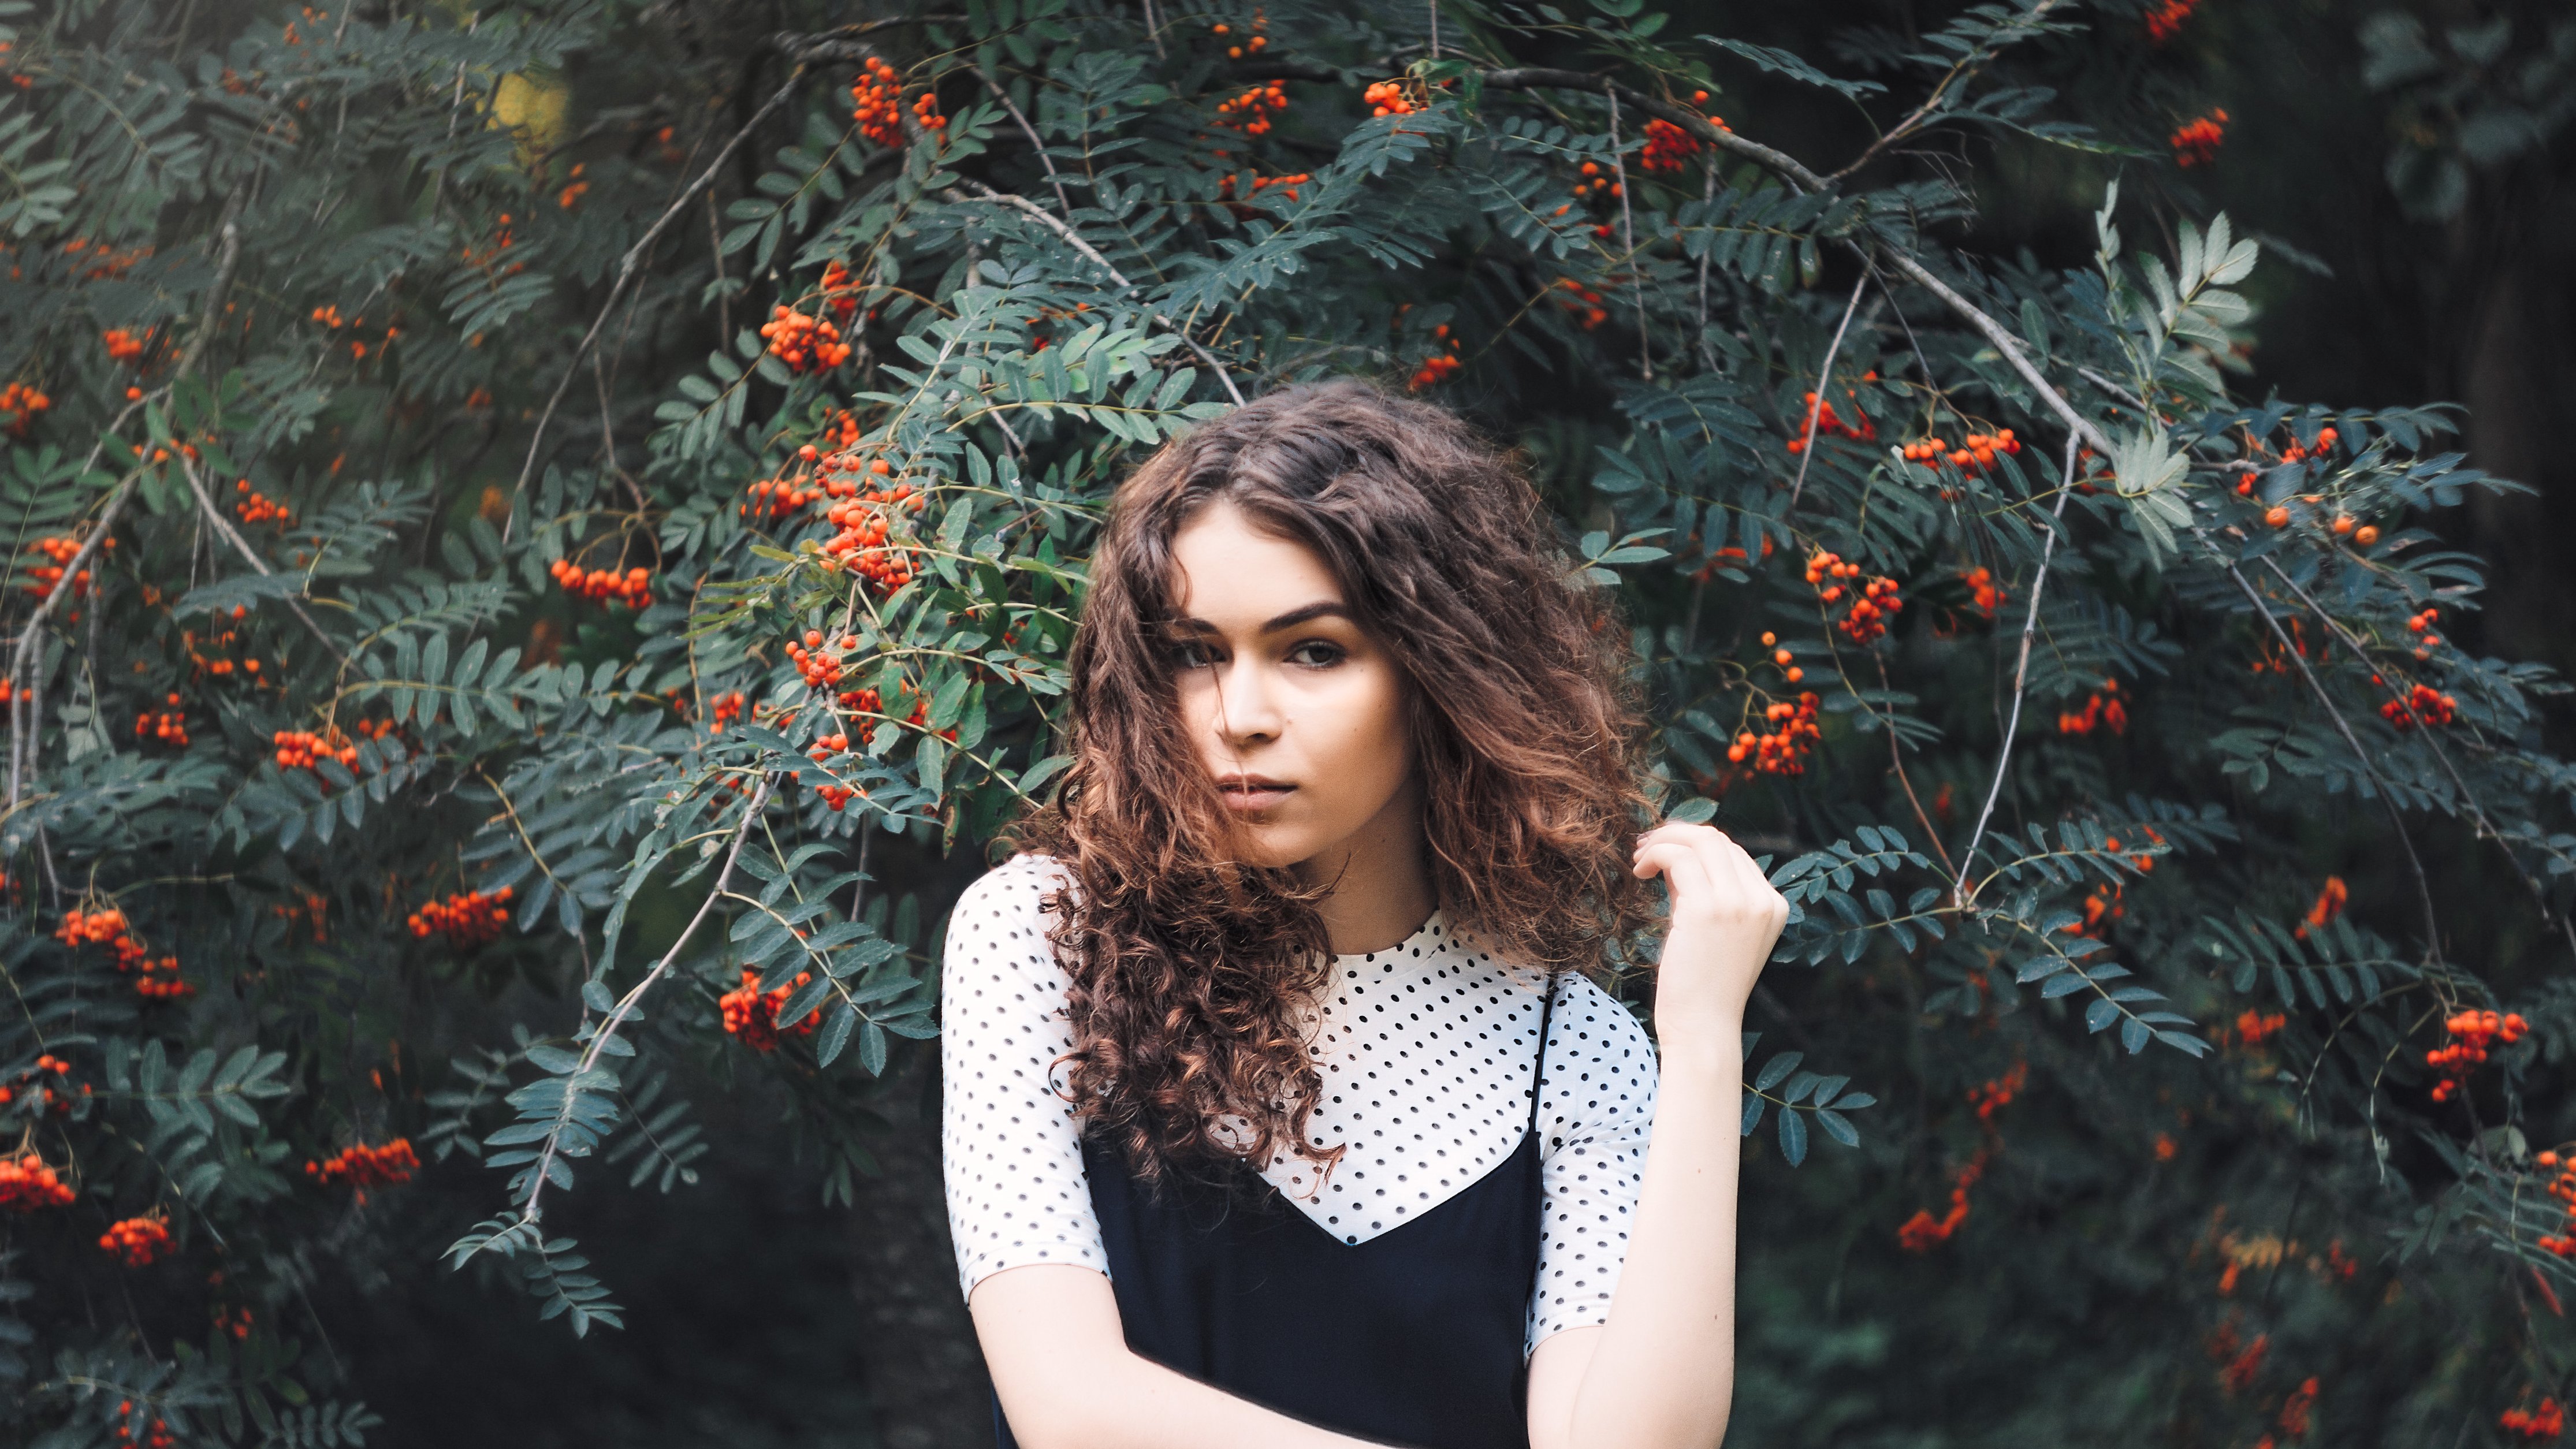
[{"left": 1220, "top": 782, "right": 1296, "bottom": 813}]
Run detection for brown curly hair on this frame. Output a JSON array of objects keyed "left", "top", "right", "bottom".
[{"left": 1006, "top": 378, "right": 1657, "bottom": 1195}]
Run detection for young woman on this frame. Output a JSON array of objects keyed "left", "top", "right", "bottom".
[{"left": 940, "top": 379, "right": 1786, "bottom": 1449}]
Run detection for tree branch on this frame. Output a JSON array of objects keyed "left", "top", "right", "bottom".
[
  {"left": 2197, "top": 530, "right": 2442, "bottom": 951},
  {"left": 1955, "top": 430, "right": 2078, "bottom": 907},
  {"left": 176, "top": 453, "right": 347, "bottom": 665},
  {"left": 954, "top": 181, "right": 1249, "bottom": 406}
]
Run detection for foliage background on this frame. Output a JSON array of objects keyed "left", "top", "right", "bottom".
[{"left": 3, "top": 0, "right": 2575, "bottom": 1445}]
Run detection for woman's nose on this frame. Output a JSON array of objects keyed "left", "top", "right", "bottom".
[{"left": 1214, "top": 655, "right": 1285, "bottom": 743}]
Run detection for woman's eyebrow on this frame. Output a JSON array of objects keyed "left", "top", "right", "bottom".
[{"left": 1167, "top": 601, "right": 1352, "bottom": 635}]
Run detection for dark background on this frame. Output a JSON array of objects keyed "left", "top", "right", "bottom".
[{"left": 313, "top": 1, "right": 2573, "bottom": 1443}]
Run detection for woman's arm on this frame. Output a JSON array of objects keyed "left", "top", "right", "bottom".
[
  {"left": 1525, "top": 823, "right": 1783, "bottom": 1449},
  {"left": 971, "top": 1264, "right": 1409, "bottom": 1449}
]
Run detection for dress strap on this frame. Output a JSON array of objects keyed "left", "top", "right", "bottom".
[{"left": 1527, "top": 971, "right": 1558, "bottom": 1138}]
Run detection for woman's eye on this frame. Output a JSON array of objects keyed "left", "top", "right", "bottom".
[
  {"left": 1167, "top": 640, "right": 1216, "bottom": 669},
  {"left": 1287, "top": 639, "right": 1346, "bottom": 667}
]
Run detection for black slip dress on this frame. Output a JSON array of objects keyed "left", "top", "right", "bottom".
[{"left": 989, "top": 971, "right": 1560, "bottom": 1449}]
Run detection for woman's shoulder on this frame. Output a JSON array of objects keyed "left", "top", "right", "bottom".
[
  {"left": 1546, "top": 968, "right": 1658, "bottom": 1063},
  {"left": 954, "top": 850, "right": 1074, "bottom": 909},
  {"left": 945, "top": 851, "right": 1077, "bottom": 946}
]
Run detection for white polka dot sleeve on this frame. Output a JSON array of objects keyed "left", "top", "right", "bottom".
[
  {"left": 1527, "top": 973, "right": 1659, "bottom": 1358},
  {"left": 939, "top": 854, "right": 1111, "bottom": 1301}
]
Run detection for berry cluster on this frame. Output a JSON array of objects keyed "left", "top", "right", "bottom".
[
  {"left": 1638, "top": 94, "right": 1728, "bottom": 173},
  {"left": 760, "top": 304, "right": 853, "bottom": 372},
  {"left": 2403, "top": 605, "right": 2442, "bottom": 658},
  {"left": 111, "top": 1401, "right": 174, "bottom": 1449},
  {"left": 1759, "top": 630, "right": 1807, "bottom": 685},
  {"left": 742, "top": 475, "right": 822, "bottom": 522},
  {"left": 1785, "top": 385, "right": 1878, "bottom": 453},
  {"left": 307, "top": 1138, "right": 420, "bottom": 1191},
  {"left": 2502, "top": 1398, "right": 2567, "bottom": 1438},
  {"left": 1572, "top": 159, "right": 1622, "bottom": 202},
  {"left": 818, "top": 482, "right": 922, "bottom": 593},
  {"left": 2425, "top": 1009, "right": 2526, "bottom": 1104},
  {"left": 408, "top": 887, "right": 513, "bottom": 949},
  {"left": 850, "top": 56, "right": 906, "bottom": 147},
  {"left": 818, "top": 259, "right": 865, "bottom": 323},
  {"left": 1726, "top": 691, "right": 1823, "bottom": 774},
  {"left": 720, "top": 967, "right": 820, "bottom": 1052},
  {"left": 103, "top": 327, "right": 150, "bottom": 365},
  {"left": 1806, "top": 550, "right": 1903, "bottom": 643},
  {"left": 131, "top": 952, "right": 191, "bottom": 1000},
  {"left": 0, "top": 1054, "right": 76, "bottom": 1117},
  {"left": 1898, "top": 1146, "right": 1991, "bottom": 1252},
  {"left": 2380, "top": 682, "right": 2457, "bottom": 732},
  {"left": 2235, "top": 1010, "right": 2288, "bottom": 1048},
  {"left": 1216, "top": 170, "right": 1311, "bottom": 215},
  {"left": 1209, "top": 10, "right": 1268, "bottom": 58},
  {"left": 2171, "top": 109, "right": 2227, "bottom": 169},
  {"left": 550, "top": 557, "right": 654, "bottom": 607},
  {"left": 1550, "top": 276, "right": 1608, "bottom": 330},
  {"left": 0, "top": 380, "right": 50, "bottom": 435},
  {"left": 1214, "top": 81, "right": 1287, "bottom": 136},
  {"left": 836, "top": 686, "right": 885, "bottom": 745},
  {"left": 233, "top": 479, "right": 292, "bottom": 526},
  {"left": 1408, "top": 325, "right": 1463, "bottom": 391},
  {"left": 274, "top": 719, "right": 397, "bottom": 775},
  {"left": 135, "top": 694, "right": 189, "bottom": 748},
  {"left": 708, "top": 690, "right": 747, "bottom": 733},
  {"left": 57, "top": 906, "right": 147, "bottom": 971},
  {"left": 2057, "top": 678, "right": 2128, "bottom": 736},
  {"left": 1900, "top": 427, "right": 2018, "bottom": 472},
  {"left": 787, "top": 629, "right": 859, "bottom": 690},
  {"left": 100, "top": 1214, "right": 173, "bottom": 1267},
  {"left": 0, "top": 1152, "right": 75, "bottom": 1210},
  {"left": 24, "top": 533, "right": 99, "bottom": 600},
  {"left": 1970, "top": 1061, "right": 2028, "bottom": 1123},
  {"left": 2532, "top": 1148, "right": 2576, "bottom": 1258},
  {"left": 2230, "top": 426, "right": 2343, "bottom": 497},
  {"left": 2292, "top": 875, "right": 2348, "bottom": 938},
  {"left": 1363, "top": 79, "right": 1419, "bottom": 117},
  {"left": 2146, "top": 0, "right": 2198, "bottom": 42},
  {"left": 912, "top": 89, "right": 945, "bottom": 143},
  {"left": 1959, "top": 566, "right": 2006, "bottom": 618}
]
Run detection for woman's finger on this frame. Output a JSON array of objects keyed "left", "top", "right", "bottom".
[{"left": 1633, "top": 839, "right": 1720, "bottom": 911}]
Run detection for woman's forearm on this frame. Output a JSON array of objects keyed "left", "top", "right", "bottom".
[
  {"left": 973, "top": 1264, "right": 1406, "bottom": 1449},
  {"left": 1559, "top": 1034, "right": 1744, "bottom": 1449}
]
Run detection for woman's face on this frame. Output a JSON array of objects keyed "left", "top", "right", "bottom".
[{"left": 1163, "top": 499, "right": 1417, "bottom": 874}]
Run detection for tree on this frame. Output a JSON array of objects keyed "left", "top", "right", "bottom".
[{"left": 3, "top": 0, "right": 2573, "bottom": 1443}]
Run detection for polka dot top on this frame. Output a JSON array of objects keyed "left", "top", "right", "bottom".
[{"left": 939, "top": 853, "right": 1661, "bottom": 1360}]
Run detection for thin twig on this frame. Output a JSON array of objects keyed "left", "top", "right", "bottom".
[
  {"left": 975, "top": 67, "right": 1073, "bottom": 217},
  {"left": 176, "top": 455, "right": 345, "bottom": 664},
  {"left": 1826, "top": 0, "right": 2067, "bottom": 184},
  {"left": 516, "top": 778, "right": 772, "bottom": 1226},
  {"left": 956, "top": 181, "right": 1248, "bottom": 405},
  {"left": 1954, "top": 430, "right": 2078, "bottom": 906},
  {"left": 2255, "top": 556, "right": 2576, "bottom": 961},
  {"left": 8, "top": 205, "right": 244, "bottom": 813},
  {"left": 505, "top": 58, "right": 821, "bottom": 535},
  {"left": 1476, "top": 68, "right": 1831, "bottom": 193},
  {"left": 5, "top": 474, "right": 140, "bottom": 813},
  {"left": 1788, "top": 269, "right": 1870, "bottom": 507},
  {"left": 2198, "top": 533, "right": 2440, "bottom": 949},
  {"left": 1606, "top": 87, "right": 1646, "bottom": 379}
]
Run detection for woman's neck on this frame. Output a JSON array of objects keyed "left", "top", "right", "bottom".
[{"left": 1291, "top": 773, "right": 1435, "bottom": 956}]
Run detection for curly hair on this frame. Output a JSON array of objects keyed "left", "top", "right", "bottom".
[{"left": 1005, "top": 378, "right": 1657, "bottom": 1195}]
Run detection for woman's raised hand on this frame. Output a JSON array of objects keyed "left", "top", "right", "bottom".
[{"left": 1630, "top": 821, "right": 1789, "bottom": 1050}]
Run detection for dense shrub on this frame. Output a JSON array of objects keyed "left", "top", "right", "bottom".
[{"left": 5, "top": 0, "right": 2574, "bottom": 1443}]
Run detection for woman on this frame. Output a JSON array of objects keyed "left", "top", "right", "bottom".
[{"left": 940, "top": 379, "right": 1786, "bottom": 1449}]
